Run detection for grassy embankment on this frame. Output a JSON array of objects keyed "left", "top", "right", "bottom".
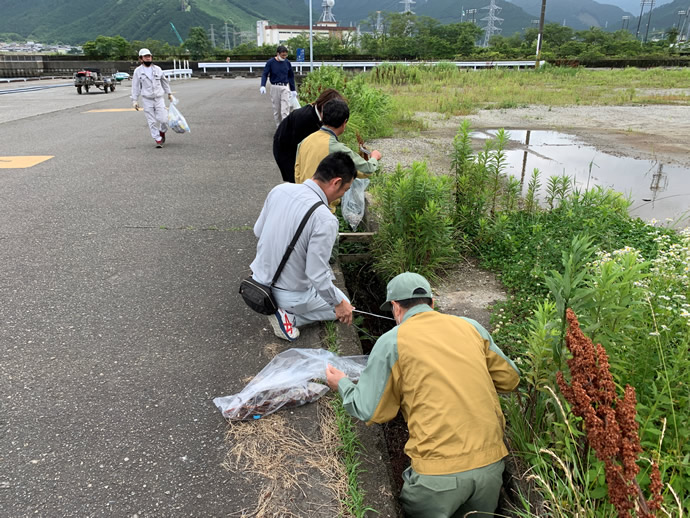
[
  {"left": 300, "top": 65, "right": 689, "bottom": 516},
  {"left": 366, "top": 64, "right": 690, "bottom": 130},
  {"left": 368, "top": 65, "right": 690, "bottom": 517}
]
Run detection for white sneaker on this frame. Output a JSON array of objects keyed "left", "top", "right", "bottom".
[{"left": 269, "top": 309, "right": 299, "bottom": 341}]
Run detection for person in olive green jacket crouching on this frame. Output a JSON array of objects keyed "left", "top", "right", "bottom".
[{"left": 326, "top": 272, "right": 521, "bottom": 518}]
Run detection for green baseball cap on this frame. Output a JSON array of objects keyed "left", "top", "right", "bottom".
[{"left": 380, "top": 272, "right": 433, "bottom": 311}]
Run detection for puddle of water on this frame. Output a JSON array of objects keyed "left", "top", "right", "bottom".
[{"left": 471, "top": 129, "right": 690, "bottom": 227}]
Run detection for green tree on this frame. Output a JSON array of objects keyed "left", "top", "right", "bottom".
[
  {"left": 184, "top": 26, "right": 212, "bottom": 60},
  {"left": 455, "top": 23, "right": 483, "bottom": 57}
]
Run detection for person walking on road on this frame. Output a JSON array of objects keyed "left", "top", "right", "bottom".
[
  {"left": 131, "top": 48, "right": 173, "bottom": 148},
  {"left": 249, "top": 152, "right": 357, "bottom": 341},
  {"left": 326, "top": 272, "right": 521, "bottom": 518},
  {"left": 273, "top": 88, "right": 344, "bottom": 183},
  {"left": 260, "top": 45, "right": 296, "bottom": 127}
]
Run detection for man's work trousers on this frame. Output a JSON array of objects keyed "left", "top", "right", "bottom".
[
  {"left": 272, "top": 285, "right": 349, "bottom": 327},
  {"left": 269, "top": 84, "right": 290, "bottom": 127},
  {"left": 141, "top": 96, "right": 169, "bottom": 141},
  {"left": 399, "top": 459, "right": 504, "bottom": 518}
]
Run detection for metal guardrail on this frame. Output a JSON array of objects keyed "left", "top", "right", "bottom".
[
  {"left": 0, "top": 76, "right": 69, "bottom": 83},
  {"left": 163, "top": 68, "right": 193, "bottom": 80},
  {"left": 198, "top": 60, "right": 544, "bottom": 74}
]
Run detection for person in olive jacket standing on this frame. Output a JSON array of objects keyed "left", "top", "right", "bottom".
[{"left": 272, "top": 88, "right": 343, "bottom": 183}]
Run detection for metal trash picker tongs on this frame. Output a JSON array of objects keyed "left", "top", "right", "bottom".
[{"left": 353, "top": 309, "right": 395, "bottom": 321}]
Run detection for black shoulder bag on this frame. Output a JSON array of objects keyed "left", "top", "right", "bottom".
[{"left": 239, "top": 201, "right": 324, "bottom": 315}]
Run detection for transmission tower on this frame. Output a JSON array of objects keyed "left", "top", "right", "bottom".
[
  {"left": 223, "top": 22, "right": 231, "bottom": 49},
  {"left": 209, "top": 24, "right": 216, "bottom": 48},
  {"left": 481, "top": 0, "right": 503, "bottom": 47},
  {"left": 319, "top": 0, "right": 337, "bottom": 23},
  {"left": 400, "top": 0, "right": 415, "bottom": 14},
  {"left": 375, "top": 11, "right": 384, "bottom": 33}
]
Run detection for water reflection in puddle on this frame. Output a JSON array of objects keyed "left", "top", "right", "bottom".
[{"left": 471, "top": 129, "right": 689, "bottom": 226}]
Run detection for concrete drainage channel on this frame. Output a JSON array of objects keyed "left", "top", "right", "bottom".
[{"left": 334, "top": 207, "right": 536, "bottom": 517}]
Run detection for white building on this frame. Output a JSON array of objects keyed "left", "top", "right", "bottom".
[{"left": 256, "top": 20, "right": 355, "bottom": 47}]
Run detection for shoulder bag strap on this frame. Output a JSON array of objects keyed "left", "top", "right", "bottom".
[{"left": 270, "top": 200, "right": 324, "bottom": 287}]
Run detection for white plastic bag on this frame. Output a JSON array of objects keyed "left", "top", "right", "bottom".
[
  {"left": 213, "top": 348, "right": 368, "bottom": 420},
  {"left": 289, "top": 94, "right": 301, "bottom": 111},
  {"left": 341, "top": 178, "right": 370, "bottom": 231},
  {"left": 167, "top": 96, "right": 190, "bottom": 133}
]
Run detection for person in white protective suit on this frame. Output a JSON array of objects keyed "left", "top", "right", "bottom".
[{"left": 131, "top": 48, "right": 173, "bottom": 148}]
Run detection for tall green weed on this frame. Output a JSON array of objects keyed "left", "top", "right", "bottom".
[{"left": 370, "top": 162, "right": 458, "bottom": 281}]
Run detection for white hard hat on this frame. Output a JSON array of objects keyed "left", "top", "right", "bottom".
[{"left": 139, "top": 48, "right": 152, "bottom": 57}]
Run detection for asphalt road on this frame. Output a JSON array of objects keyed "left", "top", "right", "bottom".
[{"left": 0, "top": 77, "right": 295, "bottom": 516}]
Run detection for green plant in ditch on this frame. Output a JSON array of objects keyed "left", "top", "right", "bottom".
[
  {"left": 543, "top": 234, "right": 595, "bottom": 368},
  {"left": 450, "top": 120, "right": 490, "bottom": 237},
  {"left": 370, "top": 162, "right": 458, "bottom": 281},
  {"left": 544, "top": 175, "right": 572, "bottom": 210},
  {"left": 524, "top": 168, "right": 542, "bottom": 214},
  {"left": 324, "top": 322, "right": 376, "bottom": 518}
]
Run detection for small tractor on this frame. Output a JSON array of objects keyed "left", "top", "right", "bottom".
[{"left": 73, "top": 68, "right": 116, "bottom": 94}]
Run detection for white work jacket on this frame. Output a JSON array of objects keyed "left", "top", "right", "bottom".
[{"left": 131, "top": 64, "right": 170, "bottom": 101}]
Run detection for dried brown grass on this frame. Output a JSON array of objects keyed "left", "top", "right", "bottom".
[{"left": 222, "top": 397, "right": 349, "bottom": 518}]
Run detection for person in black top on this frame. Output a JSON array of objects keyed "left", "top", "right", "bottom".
[{"left": 272, "top": 88, "right": 344, "bottom": 183}]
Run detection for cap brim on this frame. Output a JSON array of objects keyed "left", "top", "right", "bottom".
[{"left": 379, "top": 300, "right": 392, "bottom": 312}]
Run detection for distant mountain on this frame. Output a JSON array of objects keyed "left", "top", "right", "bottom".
[
  {"left": 597, "top": 0, "right": 674, "bottom": 12},
  {"left": 331, "top": 0, "right": 543, "bottom": 38},
  {"left": 0, "top": 0, "right": 307, "bottom": 45},
  {"left": 2, "top": 0, "right": 681, "bottom": 47},
  {"left": 506, "top": 0, "right": 634, "bottom": 30}
]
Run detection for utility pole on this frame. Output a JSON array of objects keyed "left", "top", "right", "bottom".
[
  {"left": 309, "top": 0, "right": 314, "bottom": 72},
  {"left": 535, "top": 0, "right": 547, "bottom": 68},
  {"left": 467, "top": 9, "right": 477, "bottom": 24},
  {"left": 635, "top": 0, "right": 652, "bottom": 40},
  {"left": 644, "top": 0, "right": 656, "bottom": 43},
  {"left": 679, "top": 9, "right": 690, "bottom": 41}
]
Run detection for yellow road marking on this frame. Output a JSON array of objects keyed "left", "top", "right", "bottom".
[
  {"left": 85, "top": 108, "right": 136, "bottom": 112},
  {"left": 0, "top": 156, "right": 54, "bottom": 169}
]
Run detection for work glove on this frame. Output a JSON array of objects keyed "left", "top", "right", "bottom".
[
  {"left": 168, "top": 93, "right": 173, "bottom": 101},
  {"left": 132, "top": 101, "right": 140, "bottom": 111},
  {"left": 291, "top": 91, "right": 297, "bottom": 99},
  {"left": 259, "top": 86, "right": 266, "bottom": 95}
]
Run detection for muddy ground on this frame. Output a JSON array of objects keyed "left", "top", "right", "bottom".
[
  {"left": 368, "top": 102, "right": 690, "bottom": 320},
  {"left": 370, "top": 104, "right": 690, "bottom": 177}
]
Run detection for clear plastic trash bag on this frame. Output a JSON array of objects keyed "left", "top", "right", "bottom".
[
  {"left": 290, "top": 94, "right": 301, "bottom": 111},
  {"left": 168, "top": 96, "right": 190, "bottom": 133},
  {"left": 213, "top": 348, "right": 368, "bottom": 421},
  {"left": 341, "top": 178, "right": 370, "bottom": 231}
]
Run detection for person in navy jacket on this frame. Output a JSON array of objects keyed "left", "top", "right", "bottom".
[{"left": 260, "top": 45, "right": 296, "bottom": 127}]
